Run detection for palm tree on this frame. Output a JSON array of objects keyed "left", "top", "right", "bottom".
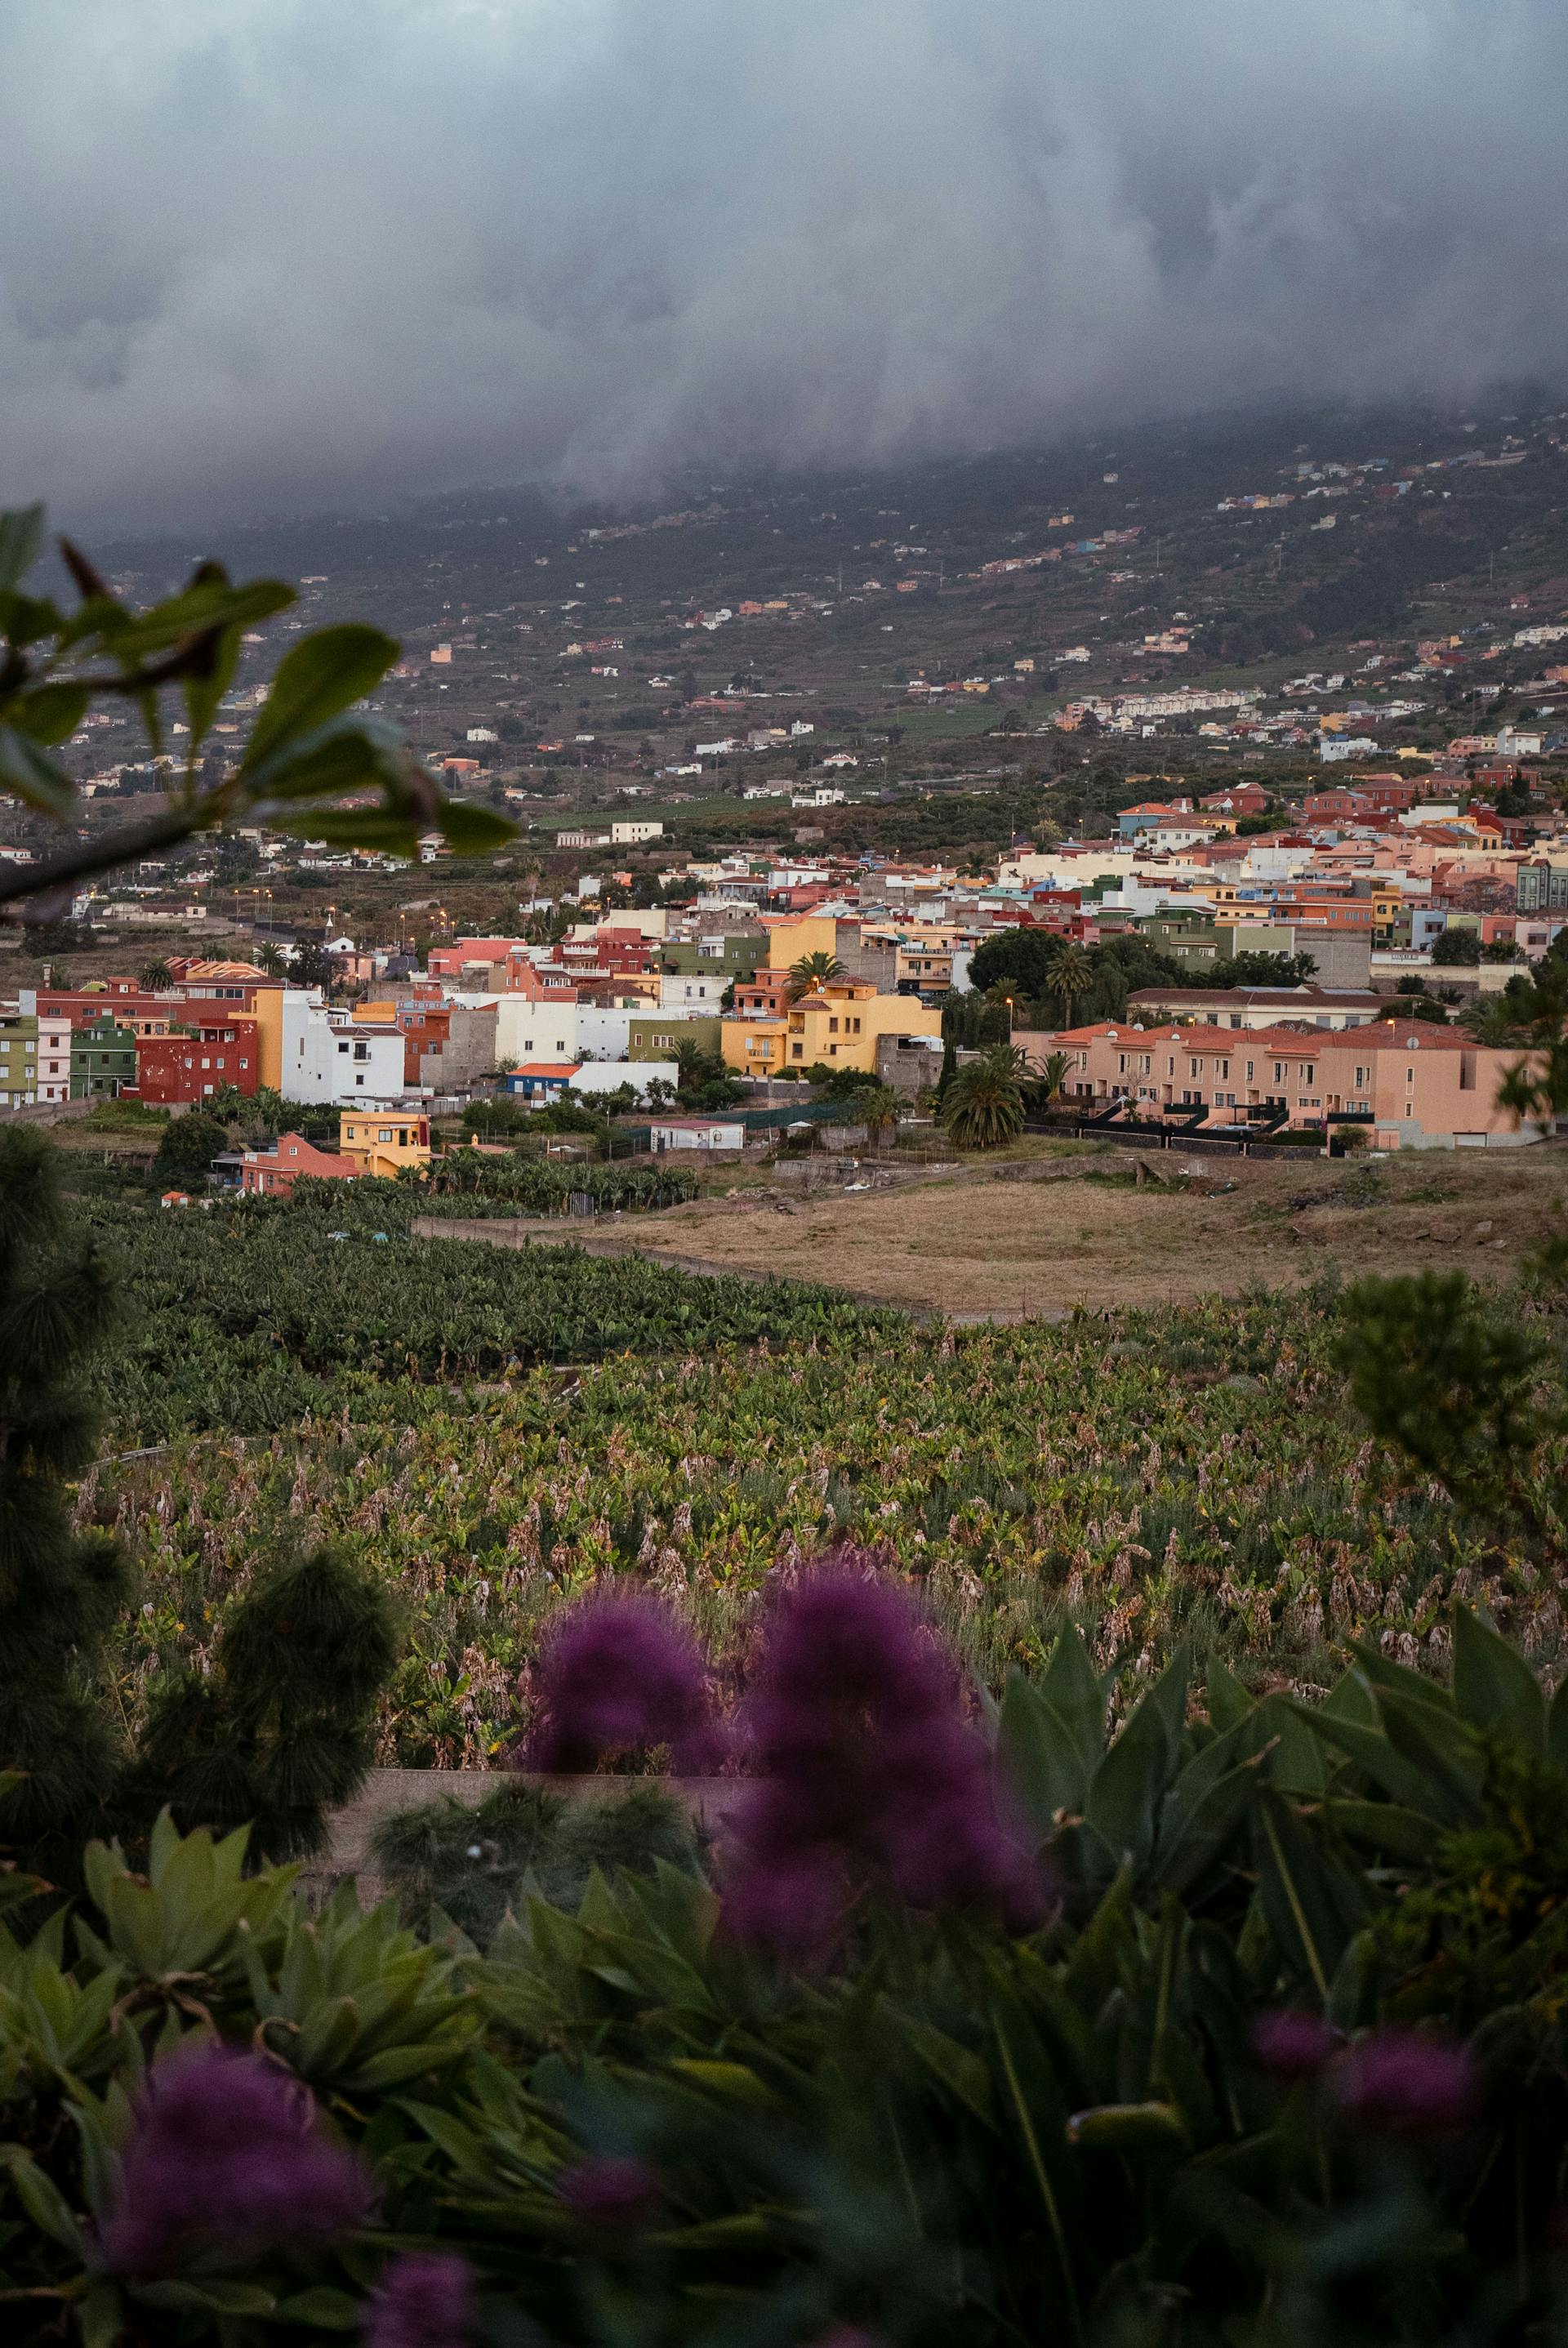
[
  {"left": 1033, "top": 1049, "right": 1070, "bottom": 1107},
  {"left": 1046, "top": 942, "right": 1097, "bottom": 1029},
  {"left": 788, "top": 950, "right": 846, "bottom": 1001},
  {"left": 139, "top": 958, "right": 173, "bottom": 988},
  {"left": 1459, "top": 997, "right": 1529, "bottom": 1047},
  {"left": 850, "top": 1084, "right": 902, "bottom": 1147},
  {"left": 254, "top": 942, "right": 287, "bottom": 979},
  {"left": 940, "top": 1049, "right": 1026, "bottom": 1151}
]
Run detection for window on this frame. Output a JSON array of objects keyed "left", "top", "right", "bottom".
[
  {"left": 1354, "top": 1066, "right": 1367, "bottom": 1089},
  {"left": 378, "top": 1129, "right": 393, "bottom": 1143},
  {"left": 1406, "top": 1066, "right": 1415, "bottom": 1086}
]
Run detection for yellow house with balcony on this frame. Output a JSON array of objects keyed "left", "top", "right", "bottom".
[
  {"left": 721, "top": 981, "right": 940, "bottom": 1078},
  {"left": 338, "top": 1110, "right": 432, "bottom": 1178}
]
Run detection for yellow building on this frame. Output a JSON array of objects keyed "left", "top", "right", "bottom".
[
  {"left": 338, "top": 1110, "right": 432, "bottom": 1178},
  {"left": 764, "top": 915, "right": 840, "bottom": 972},
  {"left": 721, "top": 980, "right": 940, "bottom": 1077}
]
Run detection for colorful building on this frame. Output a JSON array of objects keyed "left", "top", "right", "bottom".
[
  {"left": 71, "top": 1017, "right": 138, "bottom": 1099},
  {"left": 720, "top": 980, "right": 941, "bottom": 1078},
  {"left": 232, "top": 1133, "right": 357, "bottom": 1196},
  {"left": 337, "top": 1110, "right": 432, "bottom": 1178},
  {"left": 136, "top": 1018, "right": 261, "bottom": 1105}
]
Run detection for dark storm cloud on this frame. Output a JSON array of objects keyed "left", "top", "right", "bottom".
[{"left": 4, "top": 0, "right": 1568, "bottom": 526}]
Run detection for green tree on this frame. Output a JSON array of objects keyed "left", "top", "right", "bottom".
[
  {"left": 151, "top": 1109, "right": 230, "bottom": 1187},
  {"left": 1432, "top": 927, "right": 1482, "bottom": 966},
  {"left": 138, "top": 958, "right": 172, "bottom": 988},
  {"left": 940, "top": 1047, "right": 1026, "bottom": 1149},
  {"left": 0, "top": 1129, "right": 128, "bottom": 1878}
]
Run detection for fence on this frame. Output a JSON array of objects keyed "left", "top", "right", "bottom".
[{"left": 1022, "top": 1116, "right": 1346, "bottom": 1160}]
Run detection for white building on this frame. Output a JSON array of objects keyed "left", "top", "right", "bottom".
[
  {"left": 659, "top": 973, "right": 728, "bottom": 1010},
  {"left": 279, "top": 995, "right": 408, "bottom": 1105},
  {"left": 611, "top": 819, "right": 664, "bottom": 844},
  {"left": 648, "top": 1115, "right": 746, "bottom": 1152}
]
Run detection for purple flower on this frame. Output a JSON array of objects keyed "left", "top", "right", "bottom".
[
  {"left": 557, "top": 2154, "right": 661, "bottom": 2230},
  {"left": 1334, "top": 2028, "right": 1481, "bottom": 2135},
  {"left": 523, "top": 1594, "right": 720, "bottom": 1774},
  {"left": 366, "top": 2253, "right": 476, "bottom": 2348},
  {"left": 1253, "top": 2009, "right": 1342, "bottom": 2082},
  {"left": 722, "top": 1554, "right": 1041, "bottom": 1949},
  {"left": 101, "top": 2045, "right": 372, "bottom": 2276}
]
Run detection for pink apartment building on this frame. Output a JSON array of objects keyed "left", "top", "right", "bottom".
[{"left": 1034, "top": 1019, "right": 1531, "bottom": 1150}]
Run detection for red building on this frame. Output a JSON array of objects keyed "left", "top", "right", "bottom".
[
  {"left": 136, "top": 1018, "right": 261, "bottom": 1104},
  {"left": 235, "top": 1133, "right": 354, "bottom": 1196}
]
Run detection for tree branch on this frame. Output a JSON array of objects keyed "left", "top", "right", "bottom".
[{"left": 0, "top": 801, "right": 224, "bottom": 911}]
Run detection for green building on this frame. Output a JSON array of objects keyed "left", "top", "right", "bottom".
[
  {"left": 627, "top": 1014, "right": 723, "bottom": 1063},
  {"left": 657, "top": 936, "right": 761, "bottom": 979},
  {"left": 1139, "top": 911, "right": 1232, "bottom": 975},
  {"left": 71, "top": 1017, "right": 138, "bottom": 1099},
  {"left": 0, "top": 1014, "right": 38, "bottom": 1107}
]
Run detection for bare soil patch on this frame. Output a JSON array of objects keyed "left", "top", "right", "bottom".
[{"left": 588, "top": 1141, "right": 1568, "bottom": 1316}]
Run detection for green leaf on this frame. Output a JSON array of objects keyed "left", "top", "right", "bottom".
[
  {"left": 245, "top": 715, "right": 408, "bottom": 804},
  {"left": 1374, "top": 1688, "right": 1486, "bottom": 1826},
  {"left": 997, "top": 1671, "right": 1086, "bottom": 1833},
  {"left": 1251, "top": 1789, "right": 1368, "bottom": 1998},
  {"left": 0, "top": 587, "right": 65, "bottom": 649},
  {"left": 439, "top": 800, "right": 515, "bottom": 853},
  {"left": 276, "top": 809, "right": 421, "bottom": 852},
  {"left": 0, "top": 505, "right": 44, "bottom": 590},
  {"left": 8, "top": 682, "right": 88, "bottom": 746},
  {"left": 1065, "top": 2101, "right": 1187, "bottom": 2150},
  {"left": 1085, "top": 1673, "right": 1176, "bottom": 1867},
  {"left": 893, "top": 2016, "right": 996, "bottom": 2127},
  {"left": 1205, "top": 1655, "right": 1254, "bottom": 1734},
  {"left": 133, "top": 2278, "right": 278, "bottom": 2316},
  {"left": 1320, "top": 1798, "right": 1445, "bottom": 1867},
  {"left": 277, "top": 2286, "right": 363, "bottom": 2329},
  {"left": 0, "top": 2145, "right": 83, "bottom": 2251},
  {"left": 1038, "top": 1626, "right": 1107, "bottom": 1780},
  {"left": 1450, "top": 1604, "right": 1545, "bottom": 1752},
  {"left": 184, "top": 622, "right": 243, "bottom": 750},
  {"left": 78, "top": 2284, "right": 125, "bottom": 2348},
  {"left": 0, "top": 724, "right": 77, "bottom": 818},
  {"left": 243, "top": 626, "right": 398, "bottom": 767},
  {"left": 97, "top": 578, "right": 294, "bottom": 665}
]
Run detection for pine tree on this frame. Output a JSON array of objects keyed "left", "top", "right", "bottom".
[{"left": 0, "top": 1127, "right": 130, "bottom": 1879}]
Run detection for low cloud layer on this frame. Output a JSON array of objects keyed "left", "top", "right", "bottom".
[{"left": 5, "top": 0, "right": 1568, "bottom": 528}]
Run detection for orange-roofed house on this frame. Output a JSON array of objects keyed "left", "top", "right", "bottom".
[{"left": 234, "top": 1133, "right": 356, "bottom": 1196}]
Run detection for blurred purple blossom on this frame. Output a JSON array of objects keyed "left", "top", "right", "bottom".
[
  {"left": 100, "top": 2044, "right": 372, "bottom": 2275},
  {"left": 722, "top": 1553, "right": 1043, "bottom": 1950},
  {"left": 523, "top": 1593, "right": 721, "bottom": 1774},
  {"left": 1252, "top": 2009, "right": 1342, "bottom": 2081},
  {"left": 557, "top": 2154, "right": 662, "bottom": 2229},
  {"left": 366, "top": 2252, "right": 476, "bottom": 2348},
  {"left": 1334, "top": 2028, "right": 1481, "bottom": 2135}
]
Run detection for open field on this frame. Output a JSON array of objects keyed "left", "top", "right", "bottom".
[{"left": 575, "top": 1138, "right": 1568, "bottom": 1315}]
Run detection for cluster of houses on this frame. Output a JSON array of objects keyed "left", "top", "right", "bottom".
[{"left": 14, "top": 754, "right": 1568, "bottom": 1165}]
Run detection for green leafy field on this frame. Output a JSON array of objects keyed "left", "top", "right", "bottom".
[{"left": 90, "top": 1270, "right": 1568, "bottom": 1765}]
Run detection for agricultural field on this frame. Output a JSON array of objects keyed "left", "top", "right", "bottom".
[
  {"left": 82, "top": 1181, "right": 904, "bottom": 1444},
  {"left": 87, "top": 1257, "right": 1568, "bottom": 1766}
]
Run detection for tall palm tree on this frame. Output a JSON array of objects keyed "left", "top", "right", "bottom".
[
  {"left": 788, "top": 950, "right": 846, "bottom": 1001},
  {"left": 941, "top": 1050, "right": 1026, "bottom": 1150},
  {"left": 1046, "top": 942, "right": 1097, "bottom": 1029}
]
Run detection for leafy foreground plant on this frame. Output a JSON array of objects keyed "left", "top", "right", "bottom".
[
  {"left": 6, "top": 1571, "right": 1568, "bottom": 2346},
  {"left": 5, "top": 1562, "right": 1568, "bottom": 2343},
  {"left": 0, "top": 501, "right": 510, "bottom": 913}
]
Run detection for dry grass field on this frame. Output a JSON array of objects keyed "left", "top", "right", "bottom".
[{"left": 603, "top": 1139, "right": 1568, "bottom": 1316}]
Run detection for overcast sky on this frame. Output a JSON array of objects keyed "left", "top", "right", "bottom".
[{"left": 5, "top": 0, "right": 1567, "bottom": 529}]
